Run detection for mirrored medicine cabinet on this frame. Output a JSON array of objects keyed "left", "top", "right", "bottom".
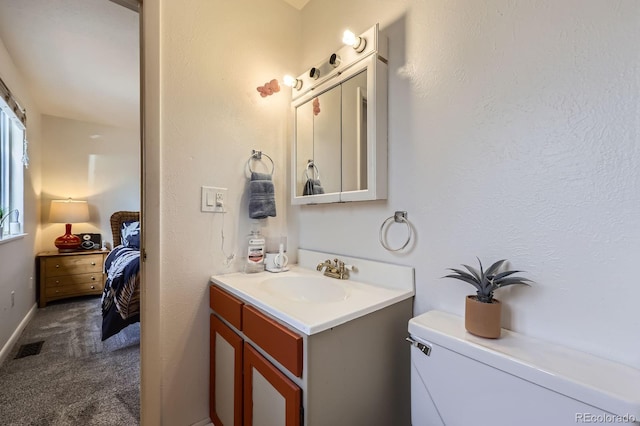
[{"left": 291, "top": 24, "right": 388, "bottom": 205}]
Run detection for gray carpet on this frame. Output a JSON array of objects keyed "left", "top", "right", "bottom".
[{"left": 0, "top": 296, "right": 140, "bottom": 425}]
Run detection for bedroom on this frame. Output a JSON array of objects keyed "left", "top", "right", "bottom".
[
  {"left": 2, "top": 0, "right": 640, "bottom": 425},
  {"left": 0, "top": 0, "right": 141, "bottom": 423}
]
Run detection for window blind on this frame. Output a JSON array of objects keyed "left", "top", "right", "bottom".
[{"left": 0, "top": 77, "right": 26, "bottom": 126}]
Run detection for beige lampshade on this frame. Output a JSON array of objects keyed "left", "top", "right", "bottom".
[{"left": 49, "top": 199, "right": 90, "bottom": 224}]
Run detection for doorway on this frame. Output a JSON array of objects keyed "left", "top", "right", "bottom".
[{"left": 0, "top": 0, "right": 143, "bottom": 422}]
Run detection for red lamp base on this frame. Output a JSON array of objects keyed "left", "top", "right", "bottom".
[{"left": 55, "top": 223, "right": 81, "bottom": 252}]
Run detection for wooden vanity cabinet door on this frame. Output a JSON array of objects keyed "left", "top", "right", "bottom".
[
  {"left": 243, "top": 343, "right": 301, "bottom": 426},
  {"left": 210, "top": 315, "right": 243, "bottom": 426}
]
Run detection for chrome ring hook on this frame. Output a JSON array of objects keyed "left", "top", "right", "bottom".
[
  {"left": 379, "top": 211, "right": 413, "bottom": 252},
  {"left": 247, "top": 149, "right": 275, "bottom": 175}
]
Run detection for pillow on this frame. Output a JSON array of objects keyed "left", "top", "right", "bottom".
[{"left": 121, "top": 220, "right": 141, "bottom": 249}]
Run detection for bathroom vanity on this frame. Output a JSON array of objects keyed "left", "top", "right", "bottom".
[{"left": 209, "top": 249, "right": 414, "bottom": 426}]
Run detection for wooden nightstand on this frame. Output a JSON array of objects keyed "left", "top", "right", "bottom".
[{"left": 37, "top": 249, "right": 109, "bottom": 308}]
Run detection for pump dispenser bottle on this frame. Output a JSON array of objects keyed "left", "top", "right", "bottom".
[{"left": 244, "top": 223, "right": 265, "bottom": 273}]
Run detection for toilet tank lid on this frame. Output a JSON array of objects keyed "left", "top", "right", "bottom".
[{"left": 408, "top": 310, "right": 640, "bottom": 419}]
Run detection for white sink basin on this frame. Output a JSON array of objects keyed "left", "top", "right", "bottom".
[
  {"left": 211, "top": 251, "right": 415, "bottom": 334},
  {"left": 261, "top": 276, "right": 350, "bottom": 303}
]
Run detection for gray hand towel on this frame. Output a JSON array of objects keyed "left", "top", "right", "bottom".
[
  {"left": 303, "top": 178, "right": 325, "bottom": 195},
  {"left": 249, "top": 172, "right": 276, "bottom": 219}
]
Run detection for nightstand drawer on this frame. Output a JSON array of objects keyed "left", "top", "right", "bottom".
[
  {"left": 45, "top": 272, "right": 103, "bottom": 288},
  {"left": 45, "top": 282, "right": 103, "bottom": 298},
  {"left": 44, "top": 254, "right": 103, "bottom": 277}
]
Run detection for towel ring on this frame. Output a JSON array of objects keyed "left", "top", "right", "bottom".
[
  {"left": 379, "top": 211, "right": 413, "bottom": 252},
  {"left": 247, "top": 149, "right": 275, "bottom": 175},
  {"left": 304, "top": 160, "right": 320, "bottom": 180}
]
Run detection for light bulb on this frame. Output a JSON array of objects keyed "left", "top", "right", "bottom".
[
  {"left": 342, "top": 29, "right": 366, "bottom": 53},
  {"left": 283, "top": 75, "right": 295, "bottom": 87},
  {"left": 329, "top": 53, "right": 341, "bottom": 68},
  {"left": 283, "top": 75, "right": 302, "bottom": 90},
  {"left": 342, "top": 30, "right": 357, "bottom": 46}
]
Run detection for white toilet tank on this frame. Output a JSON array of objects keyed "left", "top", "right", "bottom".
[{"left": 408, "top": 311, "right": 640, "bottom": 426}]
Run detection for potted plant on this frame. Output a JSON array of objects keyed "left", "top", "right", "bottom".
[
  {"left": 444, "top": 258, "right": 531, "bottom": 338},
  {"left": 0, "top": 207, "right": 5, "bottom": 237}
]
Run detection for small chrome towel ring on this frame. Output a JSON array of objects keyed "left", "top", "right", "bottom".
[
  {"left": 304, "top": 160, "right": 320, "bottom": 180},
  {"left": 379, "top": 211, "right": 413, "bottom": 252},
  {"left": 247, "top": 149, "right": 274, "bottom": 175}
]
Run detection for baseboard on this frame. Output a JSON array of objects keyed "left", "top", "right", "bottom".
[{"left": 0, "top": 303, "right": 37, "bottom": 366}]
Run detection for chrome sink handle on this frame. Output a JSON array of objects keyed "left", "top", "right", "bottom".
[
  {"left": 316, "top": 259, "right": 333, "bottom": 273},
  {"left": 317, "top": 258, "right": 354, "bottom": 279}
]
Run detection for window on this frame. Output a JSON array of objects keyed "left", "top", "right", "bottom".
[{"left": 0, "top": 91, "right": 25, "bottom": 237}]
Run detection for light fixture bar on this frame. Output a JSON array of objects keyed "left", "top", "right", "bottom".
[{"left": 287, "top": 24, "right": 385, "bottom": 101}]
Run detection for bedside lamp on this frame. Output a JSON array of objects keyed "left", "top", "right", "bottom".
[{"left": 49, "top": 198, "right": 90, "bottom": 252}]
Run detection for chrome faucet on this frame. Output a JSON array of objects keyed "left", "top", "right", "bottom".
[{"left": 316, "top": 258, "right": 352, "bottom": 280}]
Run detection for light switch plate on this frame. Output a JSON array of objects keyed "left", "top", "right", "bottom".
[{"left": 201, "top": 186, "right": 227, "bottom": 213}]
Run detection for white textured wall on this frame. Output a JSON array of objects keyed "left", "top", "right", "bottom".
[
  {"left": 145, "top": 0, "right": 639, "bottom": 423},
  {"left": 146, "top": 1, "right": 300, "bottom": 423},
  {"left": 296, "top": 0, "right": 640, "bottom": 369},
  {"left": 40, "top": 115, "right": 140, "bottom": 250},
  {"left": 0, "top": 35, "right": 42, "bottom": 360}
]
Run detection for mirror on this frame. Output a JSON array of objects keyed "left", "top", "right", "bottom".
[
  {"left": 341, "top": 71, "right": 368, "bottom": 192},
  {"left": 291, "top": 24, "right": 387, "bottom": 205}
]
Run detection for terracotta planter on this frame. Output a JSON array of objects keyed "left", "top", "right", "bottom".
[{"left": 465, "top": 295, "right": 502, "bottom": 339}]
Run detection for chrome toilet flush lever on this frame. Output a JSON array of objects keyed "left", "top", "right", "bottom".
[
  {"left": 406, "top": 337, "right": 432, "bottom": 357},
  {"left": 316, "top": 258, "right": 354, "bottom": 280}
]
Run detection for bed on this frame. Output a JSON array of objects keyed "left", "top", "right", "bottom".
[{"left": 101, "top": 211, "right": 141, "bottom": 341}]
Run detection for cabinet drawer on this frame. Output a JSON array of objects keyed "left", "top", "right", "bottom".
[
  {"left": 243, "top": 305, "right": 303, "bottom": 377},
  {"left": 45, "top": 272, "right": 103, "bottom": 288},
  {"left": 210, "top": 285, "right": 243, "bottom": 330},
  {"left": 44, "top": 254, "right": 103, "bottom": 277},
  {"left": 45, "top": 282, "right": 103, "bottom": 298}
]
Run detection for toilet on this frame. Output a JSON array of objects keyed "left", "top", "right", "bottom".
[{"left": 407, "top": 311, "right": 640, "bottom": 426}]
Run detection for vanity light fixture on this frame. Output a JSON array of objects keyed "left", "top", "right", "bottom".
[
  {"left": 283, "top": 75, "right": 303, "bottom": 90},
  {"left": 309, "top": 67, "right": 320, "bottom": 80},
  {"left": 343, "top": 29, "right": 366, "bottom": 53}
]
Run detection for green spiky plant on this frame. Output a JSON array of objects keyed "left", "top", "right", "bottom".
[{"left": 444, "top": 258, "right": 531, "bottom": 303}]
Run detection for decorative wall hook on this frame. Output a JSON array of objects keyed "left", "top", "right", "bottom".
[{"left": 256, "top": 79, "right": 281, "bottom": 97}]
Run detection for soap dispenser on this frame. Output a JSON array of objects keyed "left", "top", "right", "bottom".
[{"left": 244, "top": 222, "right": 265, "bottom": 274}]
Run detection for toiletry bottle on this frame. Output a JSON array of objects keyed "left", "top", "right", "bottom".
[{"left": 244, "top": 226, "right": 265, "bottom": 273}]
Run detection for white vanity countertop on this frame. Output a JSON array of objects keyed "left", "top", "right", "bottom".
[{"left": 210, "top": 249, "right": 415, "bottom": 335}]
